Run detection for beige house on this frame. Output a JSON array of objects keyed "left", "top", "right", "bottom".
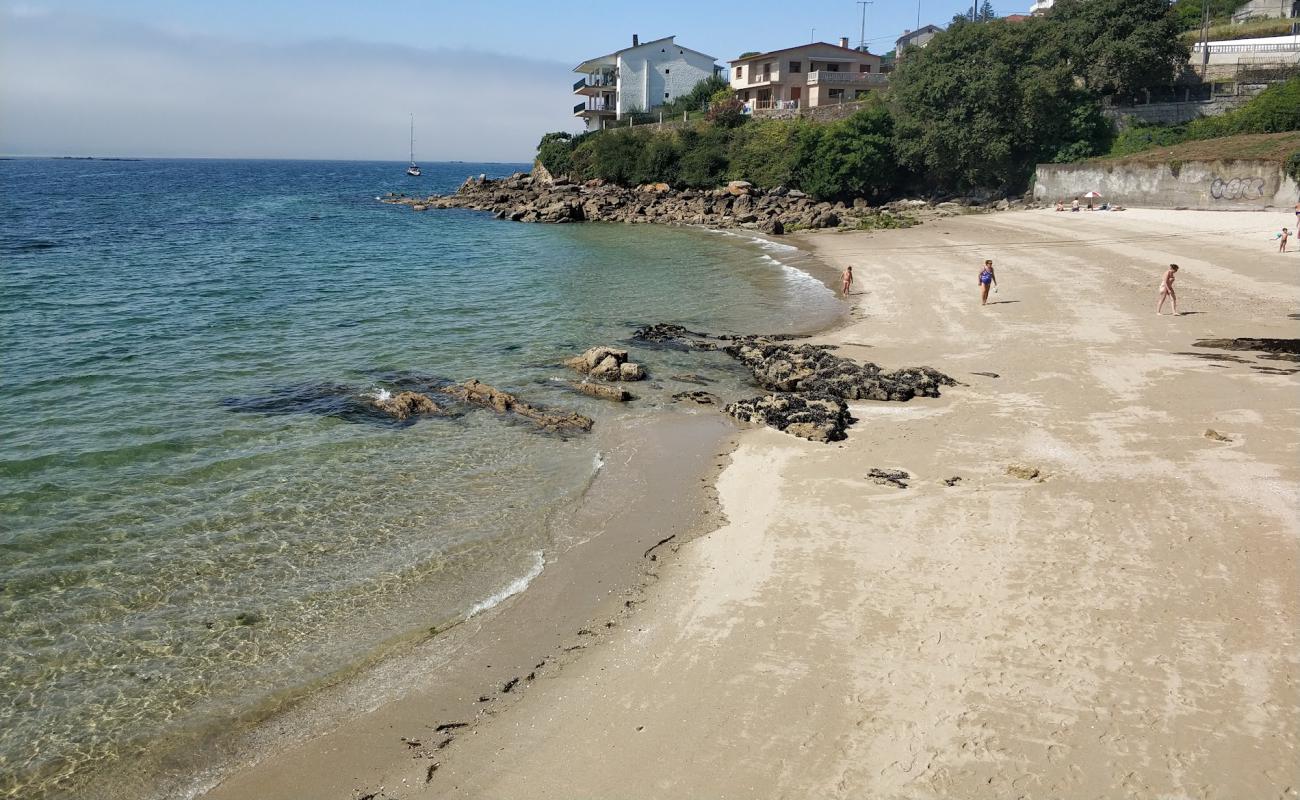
[{"left": 729, "top": 38, "right": 885, "bottom": 112}]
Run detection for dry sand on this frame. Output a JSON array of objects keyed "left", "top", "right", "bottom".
[{"left": 204, "top": 208, "right": 1299, "bottom": 799}]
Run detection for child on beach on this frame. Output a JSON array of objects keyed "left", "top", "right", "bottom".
[
  {"left": 1156, "top": 264, "right": 1179, "bottom": 315},
  {"left": 1278, "top": 228, "right": 1290, "bottom": 253},
  {"left": 1071, "top": 198, "right": 1080, "bottom": 212},
  {"left": 978, "top": 260, "right": 997, "bottom": 306},
  {"left": 841, "top": 266, "right": 853, "bottom": 295}
]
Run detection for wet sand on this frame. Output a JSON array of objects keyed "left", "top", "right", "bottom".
[{"left": 203, "top": 208, "right": 1298, "bottom": 799}]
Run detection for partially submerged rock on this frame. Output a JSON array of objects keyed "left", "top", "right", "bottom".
[
  {"left": 433, "top": 379, "right": 593, "bottom": 432},
  {"left": 368, "top": 390, "right": 443, "bottom": 420},
  {"left": 724, "top": 393, "right": 852, "bottom": 443},
  {"left": 565, "top": 346, "right": 648, "bottom": 381},
  {"left": 571, "top": 381, "right": 631, "bottom": 402},
  {"left": 672, "top": 390, "right": 720, "bottom": 405}
]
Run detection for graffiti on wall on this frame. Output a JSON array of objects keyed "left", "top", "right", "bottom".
[{"left": 1209, "top": 175, "right": 1266, "bottom": 201}]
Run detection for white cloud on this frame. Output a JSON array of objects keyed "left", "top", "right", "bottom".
[{"left": 0, "top": 10, "right": 579, "bottom": 160}]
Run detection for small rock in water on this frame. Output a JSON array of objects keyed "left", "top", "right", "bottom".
[
  {"left": 1203, "top": 428, "right": 1233, "bottom": 442},
  {"left": 565, "top": 346, "right": 647, "bottom": 381},
  {"left": 670, "top": 373, "right": 712, "bottom": 385},
  {"left": 867, "top": 468, "right": 910, "bottom": 489},
  {"left": 672, "top": 390, "right": 719, "bottom": 406},
  {"left": 368, "top": 390, "right": 442, "bottom": 420},
  {"left": 571, "top": 381, "right": 631, "bottom": 402}
]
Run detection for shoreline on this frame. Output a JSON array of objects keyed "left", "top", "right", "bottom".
[
  {"left": 156, "top": 225, "right": 848, "bottom": 800},
  {"left": 244, "top": 206, "right": 1296, "bottom": 798}
]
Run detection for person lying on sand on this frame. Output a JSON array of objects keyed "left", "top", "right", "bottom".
[
  {"left": 1156, "top": 264, "right": 1179, "bottom": 315},
  {"left": 841, "top": 265, "right": 853, "bottom": 295},
  {"left": 979, "top": 259, "right": 997, "bottom": 306}
]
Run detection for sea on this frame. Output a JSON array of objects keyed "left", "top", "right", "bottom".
[{"left": 0, "top": 158, "right": 843, "bottom": 798}]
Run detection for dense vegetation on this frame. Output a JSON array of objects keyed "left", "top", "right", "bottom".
[
  {"left": 1109, "top": 78, "right": 1300, "bottom": 156},
  {"left": 535, "top": 0, "right": 1232, "bottom": 198}
]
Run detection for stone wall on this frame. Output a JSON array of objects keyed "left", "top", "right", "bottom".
[
  {"left": 1103, "top": 95, "right": 1255, "bottom": 128},
  {"left": 1033, "top": 159, "right": 1299, "bottom": 210},
  {"left": 753, "top": 99, "right": 874, "bottom": 123}
]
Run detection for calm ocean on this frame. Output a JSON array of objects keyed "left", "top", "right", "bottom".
[{"left": 0, "top": 158, "right": 841, "bottom": 797}]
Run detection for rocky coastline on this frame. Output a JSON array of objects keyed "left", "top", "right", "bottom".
[{"left": 382, "top": 171, "right": 1030, "bottom": 235}]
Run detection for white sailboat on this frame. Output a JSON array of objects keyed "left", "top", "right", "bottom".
[{"left": 406, "top": 113, "right": 421, "bottom": 177}]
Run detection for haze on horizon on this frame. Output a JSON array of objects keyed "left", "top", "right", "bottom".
[{"left": 0, "top": 0, "right": 990, "bottom": 161}]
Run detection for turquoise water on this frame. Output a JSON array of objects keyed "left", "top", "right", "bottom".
[{"left": 0, "top": 159, "right": 842, "bottom": 797}]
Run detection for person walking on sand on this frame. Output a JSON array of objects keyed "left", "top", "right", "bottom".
[
  {"left": 1279, "top": 227, "right": 1290, "bottom": 253},
  {"left": 1156, "top": 264, "right": 1179, "bottom": 315},
  {"left": 1071, "top": 198, "right": 1080, "bottom": 212},
  {"left": 841, "top": 265, "right": 853, "bottom": 296},
  {"left": 978, "top": 259, "right": 998, "bottom": 306}
]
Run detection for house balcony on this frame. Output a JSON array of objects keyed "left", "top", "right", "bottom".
[
  {"left": 807, "top": 70, "right": 889, "bottom": 87},
  {"left": 745, "top": 70, "right": 781, "bottom": 86},
  {"left": 573, "top": 72, "right": 618, "bottom": 95},
  {"left": 574, "top": 99, "right": 617, "bottom": 117}
]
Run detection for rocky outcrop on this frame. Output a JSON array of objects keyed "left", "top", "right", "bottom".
[
  {"left": 369, "top": 390, "right": 443, "bottom": 420},
  {"left": 629, "top": 323, "right": 956, "bottom": 442},
  {"left": 432, "top": 379, "right": 593, "bottom": 432},
  {"left": 565, "top": 346, "right": 647, "bottom": 381},
  {"left": 381, "top": 172, "right": 1020, "bottom": 234},
  {"left": 724, "top": 393, "right": 853, "bottom": 443},
  {"left": 724, "top": 339, "right": 955, "bottom": 401},
  {"left": 571, "top": 381, "right": 631, "bottom": 402}
]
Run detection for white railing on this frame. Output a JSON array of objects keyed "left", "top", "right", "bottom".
[
  {"left": 742, "top": 99, "right": 800, "bottom": 114},
  {"left": 1191, "top": 40, "right": 1300, "bottom": 54},
  {"left": 807, "top": 70, "right": 889, "bottom": 85}
]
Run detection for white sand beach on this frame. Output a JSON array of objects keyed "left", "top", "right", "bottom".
[{"left": 205, "top": 207, "right": 1299, "bottom": 799}]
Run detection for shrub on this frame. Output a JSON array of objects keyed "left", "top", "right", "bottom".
[
  {"left": 796, "top": 105, "right": 899, "bottom": 200},
  {"left": 536, "top": 132, "right": 575, "bottom": 176},
  {"left": 677, "top": 127, "right": 732, "bottom": 188},
  {"left": 727, "top": 120, "right": 807, "bottom": 188},
  {"left": 1108, "top": 78, "right": 1300, "bottom": 156}
]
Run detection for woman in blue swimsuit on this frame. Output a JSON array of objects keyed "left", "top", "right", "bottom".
[{"left": 978, "top": 259, "right": 998, "bottom": 306}]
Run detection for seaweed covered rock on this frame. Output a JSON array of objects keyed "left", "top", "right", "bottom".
[
  {"left": 724, "top": 393, "right": 852, "bottom": 443},
  {"left": 724, "top": 340, "right": 954, "bottom": 401},
  {"left": 630, "top": 324, "right": 716, "bottom": 350}
]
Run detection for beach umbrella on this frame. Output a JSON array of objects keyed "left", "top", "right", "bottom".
[{"left": 1082, "top": 191, "right": 1103, "bottom": 198}]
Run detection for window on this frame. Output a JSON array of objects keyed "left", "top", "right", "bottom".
[
  {"left": 826, "top": 63, "right": 839, "bottom": 72},
  {"left": 664, "top": 68, "right": 670, "bottom": 75},
  {"left": 828, "top": 88, "right": 844, "bottom": 100},
  {"left": 665, "top": 92, "right": 670, "bottom": 98},
  {"left": 860, "top": 64, "right": 871, "bottom": 73},
  {"left": 735, "top": 66, "right": 742, "bottom": 78},
  {"left": 789, "top": 61, "right": 801, "bottom": 73}
]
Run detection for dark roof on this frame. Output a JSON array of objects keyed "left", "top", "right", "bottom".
[{"left": 729, "top": 41, "right": 879, "bottom": 65}]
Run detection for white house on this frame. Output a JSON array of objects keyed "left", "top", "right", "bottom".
[{"left": 573, "top": 35, "right": 720, "bottom": 130}]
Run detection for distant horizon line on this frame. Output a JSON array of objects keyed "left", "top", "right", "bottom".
[{"left": 0, "top": 155, "right": 534, "bottom": 164}]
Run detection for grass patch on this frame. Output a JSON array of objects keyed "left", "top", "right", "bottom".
[
  {"left": 1180, "top": 17, "right": 1294, "bottom": 43},
  {"left": 1091, "top": 130, "right": 1300, "bottom": 165}
]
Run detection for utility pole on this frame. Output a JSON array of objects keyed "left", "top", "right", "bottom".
[
  {"left": 917, "top": 0, "right": 922, "bottom": 28},
  {"left": 811, "top": 27, "right": 816, "bottom": 42},
  {"left": 857, "top": 0, "right": 874, "bottom": 49}
]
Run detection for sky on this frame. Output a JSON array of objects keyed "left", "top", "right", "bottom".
[{"left": 0, "top": 0, "right": 1017, "bottom": 161}]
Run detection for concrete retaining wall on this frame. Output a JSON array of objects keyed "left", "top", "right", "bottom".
[{"left": 1033, "top": 159, "right": 1299, "bottom": 210}]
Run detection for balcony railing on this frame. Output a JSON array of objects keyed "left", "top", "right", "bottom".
[
  {"left": 574, "top": 99, "right": 616, "bottom": 115},
  {"left": 573, "top": 72, "right": 618, "bottom": 92},
  {"left": 742, "top": 99, "right": 800, "bottom": 113},
  {"left": 746, "top": 70, "right": 780, "bottom": 85},
  {"left": 807, "top": 70, "right": 890, "bottom": 86}
]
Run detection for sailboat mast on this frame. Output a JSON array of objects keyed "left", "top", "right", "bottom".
[{"left": 409, "top": 113, "right": 415, "bottom": 164}]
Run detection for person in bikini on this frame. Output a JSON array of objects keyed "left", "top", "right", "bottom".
[
  {"left": 1279, "top": 227, "right": 1290, "bottom": 253},
  {"left": 1156, "top": 264, "right": 1179, "bottom": 315},
  {"left": 978, "top": 259, "right": 997, "bottom": 305},
  {"left": 841, "top": 265, "right": 853, "bottom": 295}
]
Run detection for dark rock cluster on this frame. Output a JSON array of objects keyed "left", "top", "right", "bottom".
[
  {"left": 629, "top": 323, "right": 955, "bottom": 442},
  {"left": 724, "top": 393, "right": 854, "bottom": 443}
]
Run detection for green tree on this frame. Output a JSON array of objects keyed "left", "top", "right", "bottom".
[
  {"left": 979, "top": 1, "right": 997, "bottom": 21},
  {"left": 1047, "top": 0, "right": 1189, "bottom": 97},
  {"left": 663, "top": 75, "right": 729, "bottom": 116},
  {"left": 890, "top": 16, "right": 1110, "bottom": 191},
  {"left": 728, "top": 119, "right": 808, "bottom": 188},
  {"left": 795, "top": 105, "right": 899, "bottom": 200},
  {"left": 677, "top": 127, "right": 732, "bottom": 188},
  {"left": 535, "top": 131, "right": 574, "bottom": 176},
  {"left": 633, "top": 133, "right": 684, "bottom": 185}
]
